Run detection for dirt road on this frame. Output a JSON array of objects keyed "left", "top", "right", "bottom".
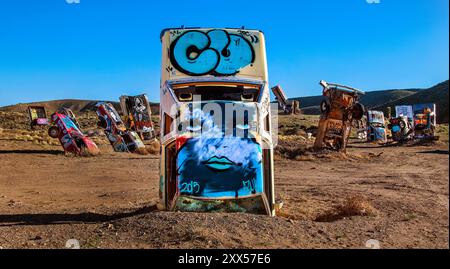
[{"left": 0, "top": 139, "right": 448, "bottom": 249}]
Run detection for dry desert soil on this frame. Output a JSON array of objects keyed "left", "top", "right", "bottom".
[{"left": 0, "top": 135, "right": 448, "bottom": 249}]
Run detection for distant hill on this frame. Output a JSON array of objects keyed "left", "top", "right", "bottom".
[
  {"left": 291, "top": 80, "right": 448, "bottom": 123},
  {"left": 0, "top": 99, "right": 160, "bottom": 116},
  {"left": 373, "top": 80, "right": 449, "bottom": 124},
  {"left": 1, "top": 80, "right": 448, "bottom": 123}
]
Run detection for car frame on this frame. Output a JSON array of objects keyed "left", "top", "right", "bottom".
[{"left": 314, "top": 80, "right": 365, "bottom": 152}]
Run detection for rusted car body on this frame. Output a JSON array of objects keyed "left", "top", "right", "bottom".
[
  {"left": 314, "top": 80, "right": 365, "bottom": 152},
  {"left": 48, "top": 110, "right": 99, "bottom": 155},
  {"left": 119, "top": 94, "right": 156, "bottom": 140},
  {"left": 28, "top": 106, "right": 49, "bottom": 129},
  {"left": 96, "top": 102, "right": 145, "bottom": 153},
  {"left": 412, "top": 103, "right": 437, "bottom": 139}
]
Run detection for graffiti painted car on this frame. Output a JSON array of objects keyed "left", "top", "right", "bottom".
[
  {"left": 28, "top": 106, "right": 49, "bottom": 129},
  {"left": 366, "top": 110, "right": 387, "bottom": 143},
  {"left": 314, "top": 80, "right": 365, "bottom": 152},
  {"left": 412, "top": 103, "right": 437, "bottom": 139},
  {"left": 120, "top": 94, "right": 156, "bottom": 140},
  {"left": 48, "top": 110, "right": 99, "bottom": 155},
  {"left": 96, "top": 102, "right": 146, "bottom": 153},
  {"left": 159, "top": 28, "right": 276, "bottom": 216},
  {"left": 388, "top": 116, "right": 413, "bottom": 142}
]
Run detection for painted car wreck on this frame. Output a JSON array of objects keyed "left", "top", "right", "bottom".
[
  {"left": 96, "top": 102, "right": 146, "bottom": 153},
  {"left": 412, "top": 103, "right": 437, "bottom": 140},
  {"left": 120, "top": 94, "right": 156, "bottom": 141},
  {"left": 388, "top": 116, "right": 413, "bottom": 142},
  {"left": 366, "top": 110, "right": 387, "bottom": 143},
  {"left": 159, "top": 27, "right": 275, "bottom": 216},
  {"left": 313, "top": 80, "right": 365, "bottom": 152},
  {"left": 389, "top": 104, "right": 438, "bottom": 141},
  {"left": 28, "top": 106, "right": 49, "bottom": 129},
  {"left": 48, "top": 109, "right": 99, "bottom": 155}
]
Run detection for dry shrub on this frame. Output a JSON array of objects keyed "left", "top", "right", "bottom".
[
  {"left": 80, "top": 147, "right": 100, "bottom": 157},
  {"left": 315, "top": 195, "right": 377, "bottom": 222},
  {"left": 275, "top": 138, "right": 310, "bottom": 159},
  {"left": 145, "top": 139, "right": 160, "bottom": 155},
  {"left": 134, "top": 147, "right": 150, "bottom": 155}
]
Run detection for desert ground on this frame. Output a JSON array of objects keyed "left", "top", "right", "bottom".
[{"left": 0, "top": 113, "right": 448, "bottom": 249}]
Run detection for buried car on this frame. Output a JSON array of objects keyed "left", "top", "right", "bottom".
[
  {"left": 159, "top": 27, "right": 276, "bottom": 216},
  {"left": 313, "top": 80, "right": 365, "bottom": 152},
  {"left": 48, "top": 110, "right": 100, "bottom": 155},
  {"left": 388, "top": 116, "right": 413, "bottom": 142},
  {"left": 412, "top": 103, "right": 438, "bottom": 140},
  {"left": 120, "top": 94, "right": 156, "bottom": 141},
  {"left": 28, "top": 106, "right": 49, "bottom": 129},
  {"left": 367, "top": 110, "right": 387, "bottom": 143},
  {"left": 96, "top": 102, "right": 146, "bottom": 153}
]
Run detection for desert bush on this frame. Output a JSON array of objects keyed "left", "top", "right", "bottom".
[{"left": 314, "top": 195, "right": 377, "bottom": 222}]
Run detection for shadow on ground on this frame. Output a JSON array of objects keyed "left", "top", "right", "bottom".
[
  {"left": 0, "top": 149, "right": 63, "bottom": 155},
  {"left": 0, "top": 205, "right": 158, "bottom": 226}
]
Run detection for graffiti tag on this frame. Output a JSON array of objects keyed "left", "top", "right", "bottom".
[
  {"left": 179, "top": 180, "right": 201, "bottom": 195},
  {"left": 170, "top": 30, "right": 255, "bottom": 76}
]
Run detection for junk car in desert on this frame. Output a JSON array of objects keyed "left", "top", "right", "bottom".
[
  {"left": 159, "top": 27, "right": 276, "bottom": 216},
  {"left": 366, "top": 110, "right": 387, "bottom": 143},
  {"left": 120, "top": 94, "right": 156, "bottom": 141},
  {"left": 96, "top": 102, "right": 146, "bottom": 153},
  {"left": 28, "top": 106, "right": 49, "bottom": 129},
  {"left": 314, "top": 80, "right": 365, "bottom": 152},
  {"left": 48, "top": 109, "right": 99, "bottom": 155},
  {"left": 388, "top": 115, "right": 413, "bottom": 142}
]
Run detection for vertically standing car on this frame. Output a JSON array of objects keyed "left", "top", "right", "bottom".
[
  {"left": 412, "top": 103, "right": 437, "bottom": 140},
  {"left": 28, "top": 106, "right": 49, "bottom": 129},
  {"left": 96, "top": 102, "right": 146, "bottom": 153},
  {"left": 159, "top": 27, "right": 276, "bottom": 216},
  {"left": 314, "top": 80, "right": 365, "bottom": 152},
  {"left": 119, "top": 94, "right": 156, "bottom": 140},
  {"left": 366, "top": 110, "right": 387, "bottom": 143},
  {"left": 388, "top": 115, "right": 413, "bottom": 142}
]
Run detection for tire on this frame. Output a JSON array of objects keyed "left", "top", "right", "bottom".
[
  {"left": 320, "top": 99, "right": 331, "bottom": 114},
  {"left": 48, "top": 126, "right": 60, "bottom": 138},
  {"left": 352, "top": 103, "right": 365, "bottom": 120}
]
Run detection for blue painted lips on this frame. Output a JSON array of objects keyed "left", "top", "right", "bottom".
[{"left": 203, "top": 156, "right": 235, "bottom": 171}]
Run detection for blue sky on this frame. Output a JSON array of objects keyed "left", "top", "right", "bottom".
[{"left": 0, "top": 0, "right": 448, "bottom": 106}]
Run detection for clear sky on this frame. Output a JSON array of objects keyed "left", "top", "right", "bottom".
[{"left": 0, "top": 0, "right": 448, "bottom": 106}]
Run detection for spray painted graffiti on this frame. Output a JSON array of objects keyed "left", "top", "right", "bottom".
[
  {"left": 170, "top": 30, "right": 255, "bottom": 76},
  {"left": 176, "top": 108, "right": 263, "bottom": 198}
]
